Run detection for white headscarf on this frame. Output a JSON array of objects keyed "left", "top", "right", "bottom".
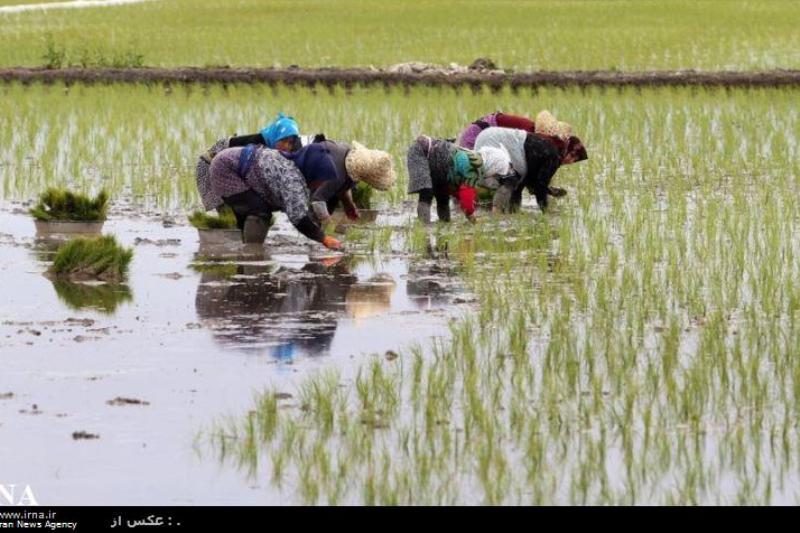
[{"left": 478, "top": 146, "right": 512, "bottom": 177}]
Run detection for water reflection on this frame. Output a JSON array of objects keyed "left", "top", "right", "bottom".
[
  {"left": 405, "top": 234, "right": 466, "bottom": 310},
  {"left": 194, "top": 257, "right": 400, "bottom": 359},
  {"left": 345, "top": 274, "right": 396, "bottom": 322},
  {"left": 51, "top": 280, "right": 133, "bottom": 314},
  {"left": 31, "top": 235, "right": 67, "bottom": 262}
]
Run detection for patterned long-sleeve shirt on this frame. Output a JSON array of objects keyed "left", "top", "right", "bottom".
[
  {"left": 209, "top": 146, "right": 315, "bottom": 227},
  {"left": 457, "top": 112, "right": 536, "bottom": 150}
]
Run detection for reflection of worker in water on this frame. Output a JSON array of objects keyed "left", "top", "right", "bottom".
[
  {"left": 194, "top": 261, "right": 357, "bottom": 358},
  {"left": 404, "top": 235, "right": 466, "bottom": 310},
  {"left": 345, "top": 274, "right": 396, "bottom": 324}
]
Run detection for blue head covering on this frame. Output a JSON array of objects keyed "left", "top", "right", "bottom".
[
  {"left": 281, "top": 144, "right": 338, "bottom": 184},
  {"left": 260, "top": 113, "right": 300, "bottom": 148}
]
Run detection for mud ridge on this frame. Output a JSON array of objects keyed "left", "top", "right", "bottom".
[{"left": 1, "top": 67, "right": 800, "bottom": 88}]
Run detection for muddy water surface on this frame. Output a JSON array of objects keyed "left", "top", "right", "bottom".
[{"left": 0, "top": 202, "right": 469, "bottom": 504}]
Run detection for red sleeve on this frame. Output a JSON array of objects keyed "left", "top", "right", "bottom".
[
  {"left": 496, "top": 113, "right": 536, "bottom": 133},
  {"left": 456, "top": 185, "right": 477, "bottom": 216}
]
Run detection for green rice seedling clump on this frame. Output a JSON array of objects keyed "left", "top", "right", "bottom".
[
  {"left": 50, "top": 235, "right": 133, "bottom": 282},
  {"left": 29, "top": 188, "right": 108, "bottom": 222},
  {"left": 188, "top": 206, "right": 238, "bottom": 229},
  {"left": 352, "top": 182, "right": 373, "bottom": 210}
]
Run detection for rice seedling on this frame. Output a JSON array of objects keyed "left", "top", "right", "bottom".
[
  {"left": 352, "top": 182, "right": 373, "bottom": 210},
  {"left": 3, "top": 83, "right": 798, "bottom": 214},
  {"left": 187, "top": 206, "right": 237, "bottom": 229},
  {"left": 29, "top": 187, "right": 108, "bottom": 221},
  {"left": 49, "top": 235, "right": 133, "bottom": 282}
]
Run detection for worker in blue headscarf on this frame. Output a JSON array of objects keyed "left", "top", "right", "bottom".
[{"left": 196, "top": 113, "right": 324, "bottom": 212}]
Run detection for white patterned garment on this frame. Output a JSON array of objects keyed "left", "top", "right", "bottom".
[
  {"left": 252, "top": 149, "right": 312, "bottom": 225},
  {"left": 195, "top": 138, "right": 230, "bottom": 211},
  {"left": 474, "top": 127, "right": 528, "bottom": 178}
]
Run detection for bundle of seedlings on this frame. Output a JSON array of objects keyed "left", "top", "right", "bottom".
[
  {"left": 352, "top": 182, "right": 374, "bottom": 210},
  {"left": 30, "top": 188, "right": 108, "bottom": 222},
  {"left": 190, "top": 206, "right": 276, "bottom": 245},
  {"left": 188, "top": 206, "right": 238, "bottom": 229},
  {"left": 48, "top": 235, "right": 133, "bottom": 282}
]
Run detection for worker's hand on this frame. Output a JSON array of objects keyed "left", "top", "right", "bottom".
[
  {"left": 320, "top": 256, "right": 344, "bottom": 267},
  {"left": 322, "top": 235, "right": 343, "bottom": 251},
  {"left": 345, "top": 207, "right": 360, "bottom": 221},
  {"left": 466, "top": 213, "right": 478, "bottom": 224}
]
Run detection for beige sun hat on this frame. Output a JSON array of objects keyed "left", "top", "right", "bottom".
[
  {"left": 344, "top": 142, "right": 397, "bottom": 191},
  {"left": 535, "top": 110, "right": 572, "bottom": 141}
]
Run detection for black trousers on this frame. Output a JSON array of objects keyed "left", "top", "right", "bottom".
[
  {"left": 222, "top": 190, "right": 274, "bottom": 230},
  {"left": 418, "top": 188, "right": 452, "bottom": 222}
]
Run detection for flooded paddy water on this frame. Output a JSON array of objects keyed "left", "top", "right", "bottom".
[{"left": 0, "top": 200, "right": 472, "bottom": 504}]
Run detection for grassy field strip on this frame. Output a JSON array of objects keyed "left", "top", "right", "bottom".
[{"left": 0, "top": 0, "right": 797, "bottom": 70}]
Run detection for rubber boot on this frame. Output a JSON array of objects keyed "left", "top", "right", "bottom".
[
  {"left": 417, "top": 201, "right": 432, "bottom": 224},
  {"left": 492, "top": 184, "right": 514, "bottom": 214},
  {"left": 436, "top": 200, "right": 451, "bottom": 223},
  {"left": 242, "top": 215, "right": 269, "bottom": 244}
]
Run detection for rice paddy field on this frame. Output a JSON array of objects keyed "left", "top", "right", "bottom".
[
  {"left": 2, "top": 0, "right": 800, "bottom": 510},
  {"left": 1, "top": 81, "right": 799, "bottom": 504},
  {"left": 0, "top": 0, "right": 798, "bottom": 70}
]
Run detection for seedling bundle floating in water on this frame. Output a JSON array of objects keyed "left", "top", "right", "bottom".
[{"left": 49, "top": 235, "right": 133, "bottom": 282}]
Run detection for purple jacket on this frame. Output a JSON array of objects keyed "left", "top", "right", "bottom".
[{"left": 457, "top": 113, "right": 499, "bottom": 149}]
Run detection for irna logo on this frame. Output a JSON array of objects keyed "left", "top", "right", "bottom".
[{"left": 0, "top": 484, "right": 38, "bottom": 506}]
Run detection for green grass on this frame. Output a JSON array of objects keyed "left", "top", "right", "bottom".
[
  {"left": 49, "top": 235, "right": 133, "bottom": 281},
  {"left": 188, "top": 205, "right": 237, "bottom": 229},
  {"left": 29, "top": 187, "right": 108, "bottom": 221},
  {"left": 0, "top": 1, "right": 797, "bottom": 70}
]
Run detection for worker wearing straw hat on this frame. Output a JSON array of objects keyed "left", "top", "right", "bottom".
[{"left": 281, "top": 139, "right": 396, "bottom": 224}]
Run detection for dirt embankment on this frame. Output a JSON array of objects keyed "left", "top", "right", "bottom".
[{"left": 1, "top": 66, "right": 799, "bottom": 88}]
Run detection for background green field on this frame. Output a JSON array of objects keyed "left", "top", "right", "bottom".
[{"left": 0, "top": 0, "right": 798, "bottom": 70}]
